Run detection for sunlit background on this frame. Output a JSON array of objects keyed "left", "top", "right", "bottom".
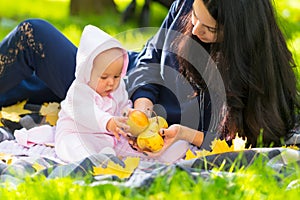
[
  {"left": 0, "top": 1, "right": 299, "bottom": 197},
  {"left": 0, "top": 0, "right": 299, "bottom": 79}
]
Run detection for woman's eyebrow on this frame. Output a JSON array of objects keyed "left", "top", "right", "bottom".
[{"left": 192, "top": 5, "right": 217, "bottom": 30}]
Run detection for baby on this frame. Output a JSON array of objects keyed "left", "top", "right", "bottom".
[
  {"left": 54, "top": 25, "right": 138, "bottom": 162},
  {"left": 54, "top": 25, "right": 189, "bottom": 163}
]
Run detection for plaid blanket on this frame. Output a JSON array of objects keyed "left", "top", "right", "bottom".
[{"left": 1, "top": 139, "right": 300, "bottom": 189}]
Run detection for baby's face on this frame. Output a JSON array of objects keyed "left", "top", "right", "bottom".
[{"left": 89, "top": 49, "right": 124, "bottom": 97}]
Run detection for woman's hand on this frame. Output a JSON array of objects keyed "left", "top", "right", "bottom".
[
  {"left": 143, "top": 124, "right": 204, "bottom": 157},
  {"left": 159, "top": 124, "right": 181, "bottom": 147},
  {"left": 115, "top": 122, "right": 204, "bottom": 158},
  {"left": 141, "top": 124, "right": 182, "bottom": 157}
]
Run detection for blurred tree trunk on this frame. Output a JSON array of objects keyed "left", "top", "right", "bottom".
[
  {"left": 70, "top": 0, "right": 117, "bottom": 16},
  {"left": 153, "top": 0, "right": 174, "bottom": 8},
  {"left": 122, "top": 0, "right": 174, "bottom": 26}
]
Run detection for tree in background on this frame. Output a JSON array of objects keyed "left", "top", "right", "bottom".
[
  {"left": 122, "top": 0, "right": 174, "bottom": 26},
  {"left": 70, "top": 0, "right": 173, "bottom": 27},
  {"left": 70, "top": 0, "right": 118, "bottom": 16}
]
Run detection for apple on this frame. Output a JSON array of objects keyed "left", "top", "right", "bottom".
[
  {"left": 137, "top": 116, "right": 168, "bottom": 152},
  {"left": 126, "top": 110, "right": 150, "bottom": 137}
]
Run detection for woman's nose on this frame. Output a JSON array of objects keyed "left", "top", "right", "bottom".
[{"left": 192, "top": 21, "right": 205, "bottom": 36}]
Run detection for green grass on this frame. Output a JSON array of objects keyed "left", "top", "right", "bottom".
[
  {"left": 275, "top": 0, "right": 300, "bottom": 86},
  {"left": 0, "top": 155, "right": 300, "bottom": 199}
]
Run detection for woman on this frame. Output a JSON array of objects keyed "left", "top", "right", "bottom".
[
  {"left": 126, "top": 0, "right": 299, "bottom": 151},
  {"left": 0, "top": 0, "right": 298, "bottom": 153}
]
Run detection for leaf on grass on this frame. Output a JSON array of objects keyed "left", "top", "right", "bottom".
[
  {"left": 93, "top": 157, "right": 140, "bottom": 179},
  {"left": 0, "top": 100, "right": 31, "bottom": 122},
  {"left": 185, "top": 134, "right": 249, "bottom": 160},
  {"left": 40, "top": 102, "right": 60, "bottom": 126}
]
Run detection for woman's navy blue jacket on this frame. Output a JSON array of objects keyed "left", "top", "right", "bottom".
[{"left": 126, "top": 0, "right": 219, "bottom": 135}]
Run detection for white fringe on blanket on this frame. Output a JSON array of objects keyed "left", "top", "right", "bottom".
[{"left": 0, "top": 140, "right": 58, "bottom": 160}]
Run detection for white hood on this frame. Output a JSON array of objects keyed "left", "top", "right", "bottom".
[{"left": 75, "top": 25, "right": 128, "bottom": 84}]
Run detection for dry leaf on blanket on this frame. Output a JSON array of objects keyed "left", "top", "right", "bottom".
[
  {"left": 0, "top": 100, "right": 31, "bottom": 122},
  {"left": 32, "top": 162, "right": 46, "bottom": 172},
  {"left": 0, "top": 153, "right": 14, "bottom": 164},
  {"left": 40, "top": 102, "right": 60, "bottom": 126},
  {"left": 185, "top": 134, "right": 249, "bottom": 160},
  {"left": 282, "top": 145, "right": 300, "bottom": 151},
  {"left": 185, "top": 149, "right": 211, "bottom": 160},
  {"left": 93, "top": 157, "right": 140, "bottom": 179},
  {"left": 0, "top": 112, "right": 3, "bottom": 126}
]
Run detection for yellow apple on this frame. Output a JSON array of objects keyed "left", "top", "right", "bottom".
[
  {"left": 151, "top": 116, "right": 168, "bottom": 129},
  {"left": 137, "top": 116, "right": 168, "bottom": 152},
  {"left": 127, "top": 110, "right": 150, "bottom": 137}
]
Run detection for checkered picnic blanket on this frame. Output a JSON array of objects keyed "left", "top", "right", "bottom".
[{"left": 1, "top": 139, "right": 300, "bottom": 189}]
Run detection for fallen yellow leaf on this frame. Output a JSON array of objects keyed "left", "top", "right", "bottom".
[
  {"left": 282, "top": 145, "right": 300, "bottom": 151},
  {"left": 0, "top": 100, "right": 31, "bottom": 122},
  {"left": 232, "top": 134, "right": 247, "bottom": 151},
  {"left": 210, "top": 138, "right": 234, "bottom": 154},
  {"left": 32, "top": 162, "right": 46, "bottom": 172},
  {"left": 40, "top": 102, "right": 60, "bottom": 126},
  {"left": 0, "top": 112, "right": 3, "bottom": 126},
  {"left": 0, "top": 153, "right": 14, "bottom": 164},
  {"left": 185, "top": 134, "right": 249, "bottom": 160},
  {"left": 185, "top": 149, "right": 197, "bottom": 160},
  {"left": 93, "top": 157, "right": 140, "bottom": 179}
]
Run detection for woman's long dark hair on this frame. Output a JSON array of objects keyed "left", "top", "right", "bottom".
[{"left": 176, "top": 0, "right": 299, "bottom": 146}]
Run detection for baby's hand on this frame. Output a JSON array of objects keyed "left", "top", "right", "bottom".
[{"left": 106, "top": 116, "right": 130, "bottom": 140}]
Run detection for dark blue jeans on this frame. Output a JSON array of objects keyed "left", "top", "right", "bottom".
[{"left": 0, "top": 19, "right": 77, "bottom": 107}]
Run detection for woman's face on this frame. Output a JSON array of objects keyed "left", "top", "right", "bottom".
[{"left": 191, "top": 0, "right": 217, "bottom": 43}]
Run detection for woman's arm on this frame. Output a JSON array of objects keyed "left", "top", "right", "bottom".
[
  {"left": 179, "top": 126, "right": 204, "bottom": 147},
  {"left": 126, "top": 0, "right": 191, "bottom": 107},
  {"left": 162, "top": 124, "right": 204, "bottom": 147}
]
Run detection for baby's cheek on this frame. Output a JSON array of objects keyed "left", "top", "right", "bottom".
[
  {"left": 96, "top": 85, "right": 104, "bottom": 94},
  {"left": 115, "top": 79, "right": 121, "bottom": 89}
]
